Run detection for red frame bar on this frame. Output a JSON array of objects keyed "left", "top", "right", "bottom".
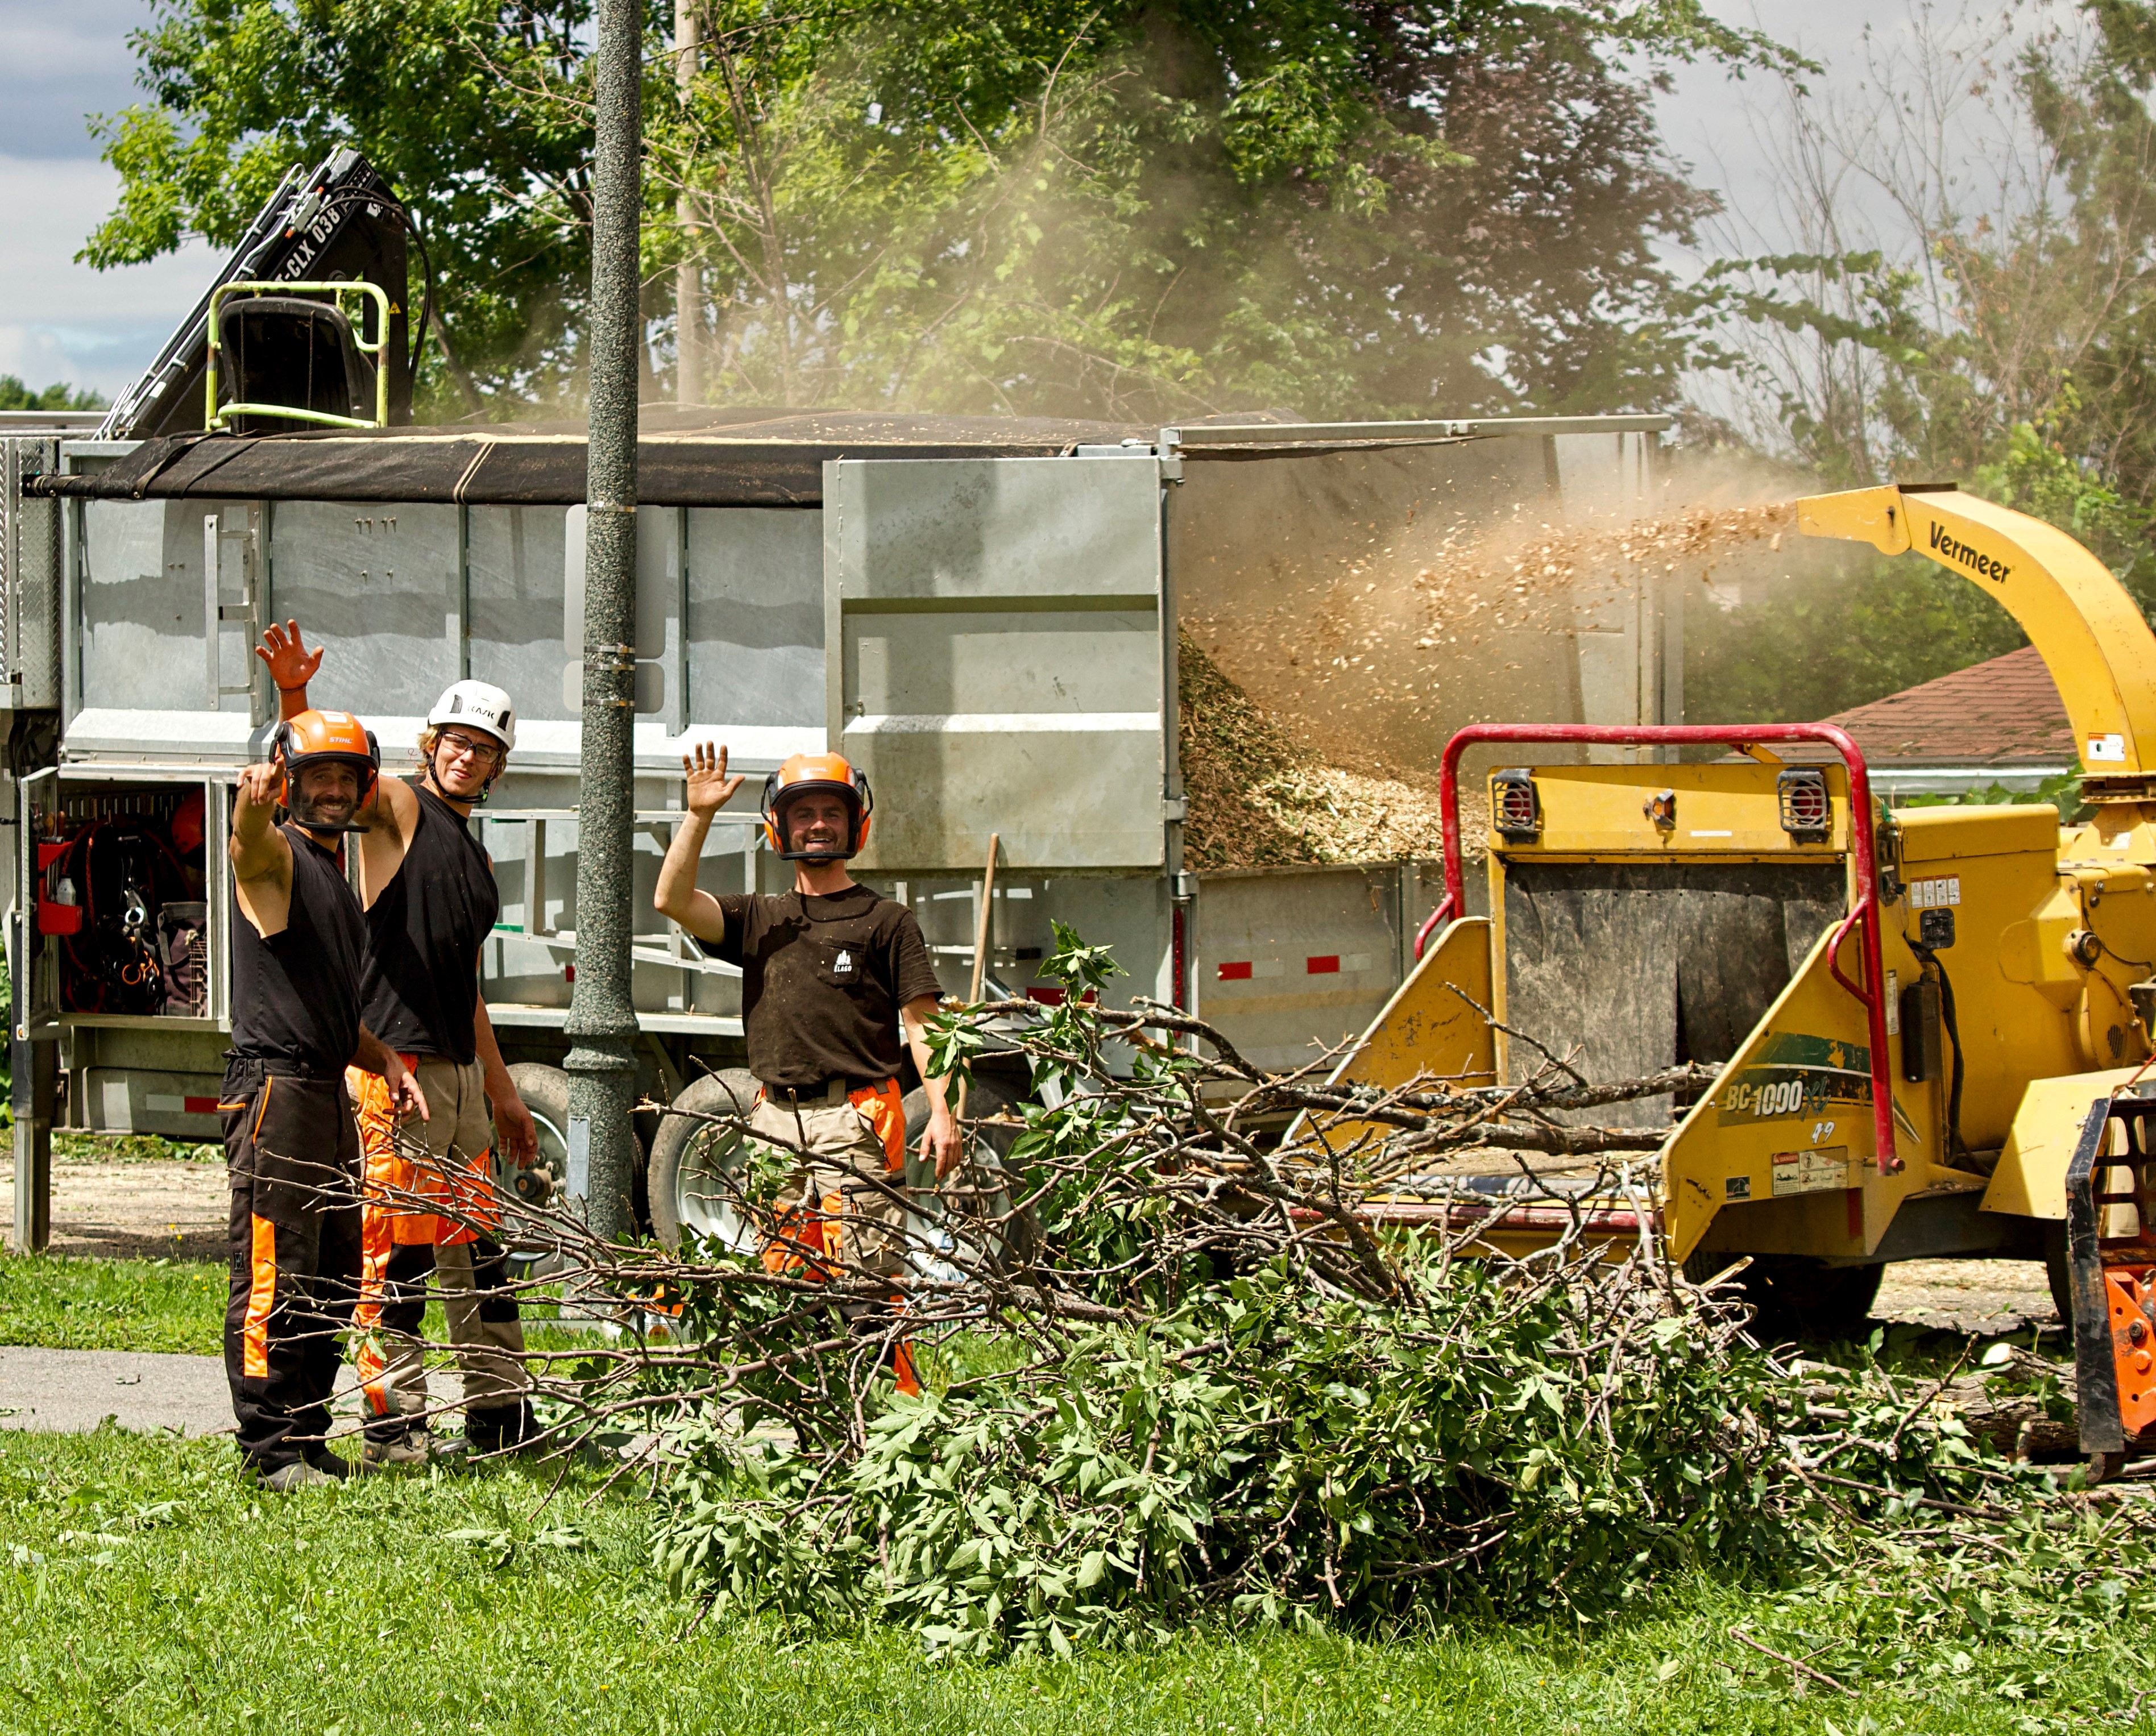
[{"left": 1413, "top": 723, "right": 1897, "bottom": 1174}]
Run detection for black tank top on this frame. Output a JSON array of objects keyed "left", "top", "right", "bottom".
[
  {"left": 230, "top": 824, "right": 366, "bottom": 1069},
  {"left": 358, "top": 783, "right": 499, "bottom": 1062}
]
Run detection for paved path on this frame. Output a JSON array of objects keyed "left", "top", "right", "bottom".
[
  {"left": 0, "top": 1345, "right": 233, "bottom": 1436},
  {"left": 0, "top": 1346, "right": 463, "bottom": 1439}
]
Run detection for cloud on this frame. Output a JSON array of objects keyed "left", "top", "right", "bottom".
[
  {"left": 0, "top": 0, "right": 160, "bottom": 160},
  {"left": 0, "top": 0, "right": 211, "bottom": 396},
  {"left": 0, "top": 154, "right": 215, "bottom": 398}
]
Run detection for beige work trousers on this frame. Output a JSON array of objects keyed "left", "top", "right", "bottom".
[
  {"left": 351, "top": 1054, "right": 529, "bottom": 1437},
  {"left": 748, "top": 1082, "right": 909, "bottom": 1281}
]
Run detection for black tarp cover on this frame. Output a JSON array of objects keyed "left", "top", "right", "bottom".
[{"left": 32, "top": 409, "right": 1149, "bottom": 508}]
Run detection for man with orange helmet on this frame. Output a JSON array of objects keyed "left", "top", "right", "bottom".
[
  {"left": 654, "top": 744, "right": 960, "bottom": 1380},
  {"left": 223, "top": 708, "right": 426, "bottom": 1489},
  {"left": 258, "top": 622, "right": 542, "bottom": 1464}
]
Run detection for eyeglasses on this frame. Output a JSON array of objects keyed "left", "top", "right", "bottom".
[{"left": 437, "top": 731, "right": 502, "bottom": 765}]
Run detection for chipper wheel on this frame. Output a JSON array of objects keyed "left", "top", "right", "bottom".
[{"left": 1682, "top": 1251, "right": 1884, "bottom": 1343}]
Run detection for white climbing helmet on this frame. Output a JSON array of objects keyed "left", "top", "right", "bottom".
[{"left": 428, "top": 679, "right": 516, "bottom": 752}]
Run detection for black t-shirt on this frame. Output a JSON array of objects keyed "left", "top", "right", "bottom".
[
  {"left": 230, "top": 825, "right": 366, "bottom": 1070},
  {"left": 359, "top": 784, "right": 499, "bottom": 1062},
  {"left": 699, "top": 884, "right": 943, "bottom": 1090}
]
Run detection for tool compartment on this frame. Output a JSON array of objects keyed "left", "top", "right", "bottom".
[
  {"left": 18, "top": 768, "right": 234, "bottom": 1139},
  {"left": 34, "top": 783, "right": 210, "bottom": 1018}
]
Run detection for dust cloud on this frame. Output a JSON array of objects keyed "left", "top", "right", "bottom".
[{"left": 1183, "top": 466, "right": 1821, "bottom": 784}]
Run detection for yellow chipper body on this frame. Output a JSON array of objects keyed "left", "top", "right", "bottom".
[{"left": 1336, "top": 484, "right": 2156, "bottom": 1471}]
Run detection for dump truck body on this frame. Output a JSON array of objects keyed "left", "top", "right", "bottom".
[{"left": 4, "top": 402, "right": 1673, "bottom": 1247}]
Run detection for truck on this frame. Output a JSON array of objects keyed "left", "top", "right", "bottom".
[{"left": 3, "top": 263, "right": 1679, "bottom": 1249}]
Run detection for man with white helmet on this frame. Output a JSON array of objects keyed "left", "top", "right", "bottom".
[{"left": 256, "top": 623, "right": 542, "bottom": 1463}]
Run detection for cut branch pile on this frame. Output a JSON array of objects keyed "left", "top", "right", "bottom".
[{"left": 383, "top": 927, "right": 2143, "bottom": 1656}]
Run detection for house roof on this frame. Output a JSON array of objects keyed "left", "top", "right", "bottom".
[{"left": 1820, "top": 643, "right": 2072, "bottom": 767}]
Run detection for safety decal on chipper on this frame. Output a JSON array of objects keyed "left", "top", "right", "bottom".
[
  {"left": 1772, "top": 1145, "right": 1853, "bottom": 1197},
  {"left": 1714, "top": 1033, "right": 1873, "bottom": 1125},
  {"left": 1665, "top": 906, "right": 1939, "bottom": 1263}
]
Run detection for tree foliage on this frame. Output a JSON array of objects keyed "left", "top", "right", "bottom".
[
  {"left": 644, "top": 0, "right": 1785, "bottom": 419},
  {"left": 0, "top": 377, "right": 103, "bottom": 413},
  {"left": 367, "top": 923, "right": 2083, "bottom": 1659},
  {"left": 86, "top": 0, "right": 1793, "bottom": 418},
  {"left": 632, "top": 931, "right": 2057, "bottom": 1656},
  {"left": 85, "top": 0, "right": 604, "bottom": 413},
  {"left": 1684, "top": 5, "right": 2156, "bottom": 723}
]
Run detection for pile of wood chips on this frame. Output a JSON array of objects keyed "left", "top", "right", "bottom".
[{"left": 1180, "top": 634, "right": 1478, "bottom": 870}]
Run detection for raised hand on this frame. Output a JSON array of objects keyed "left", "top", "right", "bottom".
[
  {"left": 254, "top": 619, "right": 322, "bottom": 693},
  {"left": 682, "top": 741, "right": 745, "bottom": 820},
  {"left": 234, "top": 761, "right": 283, "bottom": 815}
]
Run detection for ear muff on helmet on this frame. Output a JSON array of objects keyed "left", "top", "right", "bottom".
[
  {"left": 760, "top": 753, "right": 872, "bottom": 862},
  {"left": 273, "top": 709, "right": 380, "bottom": 833}
]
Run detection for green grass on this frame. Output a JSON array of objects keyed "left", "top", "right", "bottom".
[
  {"left": 0, "top": 1251, "right": 627, "bottom": 1357},
  {"left": 0, "top": 1253, "right": 224, "bottom": 1353},
  {"left": 52, "top": 1129, "right": 222, "bottom": 1163},
  {"left": 0, "top": 1426, "right": 2142, "bottom": 1734},
  {"left": 1, "top": 1258, "right": 2146, "bottom": 1730}
]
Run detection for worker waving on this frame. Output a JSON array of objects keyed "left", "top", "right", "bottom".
[
  {"left": 256, "top": 622, "right": 542, "bottom": 1464},
  {"left": 654, "top": 744, "right": 960, "bottom": 1386},
  {"left": 223, "top": 709, "right": 426, "bottom": 1488}
]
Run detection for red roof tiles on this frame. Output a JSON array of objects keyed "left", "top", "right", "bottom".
[{"left": 1822, "top": 643, "right": 2072, "bottom": 767}]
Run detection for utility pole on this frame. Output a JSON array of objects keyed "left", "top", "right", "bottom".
[
  {"left": 675, "top": 0, "right": 704, "bottom": 408},
  {"left": 565, "top": 0, "right": 642, "bottom": 1244}
]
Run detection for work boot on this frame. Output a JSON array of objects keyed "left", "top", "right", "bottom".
[
  {"left": 363, "top": 1427, "right": 458, "bottom": 1469},
  {"left": 256, "top": 1459, "right": 341, "bottom": 1492}
]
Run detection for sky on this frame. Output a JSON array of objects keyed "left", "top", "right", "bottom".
[
  {"left": 0, "top": 0, "right": 212, "bottom": 400},
  {"left": 0, "top": 0, "right": 2014, "bottom": 406}
]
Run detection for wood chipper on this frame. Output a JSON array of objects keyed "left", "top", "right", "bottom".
[{"left": 1336, "top": 483, "right": 2156, "bottom": 1475}]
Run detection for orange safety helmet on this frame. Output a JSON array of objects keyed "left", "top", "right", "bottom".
[
  {"left": 761, "top": 751, "right": 872, "bottom": 861},
  {"left": 273, "top": 708, "right": 380, "bottom": 832}
]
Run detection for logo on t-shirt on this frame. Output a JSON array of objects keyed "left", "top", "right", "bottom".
[{"left": 835, "top": 949, "right": 855, "bottom": 976}]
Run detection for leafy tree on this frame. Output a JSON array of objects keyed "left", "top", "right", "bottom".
[
  {"left": 0, "top": 377, "right": 104, "bottom": 412},
  {"left": 648, "top": 0, "right": 1784, "bottom": 419},
  {"left": 1684, "top": 6, "right": 2156, "bottom": 725},
  {"left": 84, "top": 0, "right": 603, "bottom": 416},
  {"left": 86, "top": 0, "right": 1793, "bottom": 419}
]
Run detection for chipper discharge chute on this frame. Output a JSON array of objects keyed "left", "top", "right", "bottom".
[{"left": 1331, "top": 482, "right": 2156, "bottom": 1476}]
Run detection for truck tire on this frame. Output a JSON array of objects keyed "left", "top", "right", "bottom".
[
  {"left": 1684, "top": 1250, "right": 1884, "bottom": 1342},
  {"left": 902, "top": 1074, "right": 1035, "bottom": 1269},
  {"left": 648, "top": 1069, "right": 764, "bottom": 1253},
  {"left": 501, "top": 1063, "right": 568, "bottom": 1276},
  {"left": 503, "top": 1061, "right": 650, "bottom": 1237}
]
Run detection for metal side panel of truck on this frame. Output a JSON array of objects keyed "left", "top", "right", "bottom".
[{"left": 2, "top": 416, "right": 1662, "bottom": 1151}]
